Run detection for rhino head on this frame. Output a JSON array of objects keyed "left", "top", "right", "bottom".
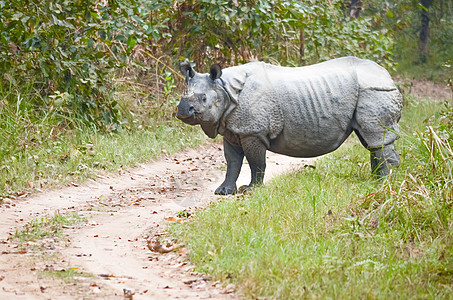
[{"left": 176, "top": 62, "right": 231, "bottom": 138}]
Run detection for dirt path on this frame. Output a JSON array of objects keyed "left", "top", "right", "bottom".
[{"left": 0, "top": 143, "right": 311, "bottom": 299}]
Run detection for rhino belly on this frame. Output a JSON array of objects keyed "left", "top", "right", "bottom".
[
  {"left": 269, "top": 124, "right": 353, "bottom": 157},
  {"left": 267, "top": 71, "right": 358, "bottom": 157}
]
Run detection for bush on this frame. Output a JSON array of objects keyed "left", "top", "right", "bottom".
[
  {"left": 0, "top": 0, "right": 166, "bottom": 128},
  {"left": 158, "top": 0, "right": 394, "bottom": 69}
]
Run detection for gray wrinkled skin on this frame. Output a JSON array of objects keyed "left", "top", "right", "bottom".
[{"left": 176, "top": 57, "right": 403, "bottom": 195}]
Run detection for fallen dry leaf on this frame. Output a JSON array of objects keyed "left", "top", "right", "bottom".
[
  {"left": 2, "top": 198, "right": 14, "bottom": 205},
  {"left": 147, "top": 239, "right": 173, "bottom": 253},
  {"left": 183, "top": 279, "right": 197, "bottom": 285},
  {"left": 123, "top": 288, "right": 134, "bottom": 298}
]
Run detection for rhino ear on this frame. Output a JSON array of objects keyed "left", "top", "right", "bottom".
[
  {"left": 209, "top": 64, "right": 222, "bottom": 80},
  {"left": 179, "top": 61, "right": 195, "bottom": 82}
]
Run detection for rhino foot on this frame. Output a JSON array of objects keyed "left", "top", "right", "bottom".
[
  {"left": 370, "top": 143, "right": 400, "bottom": 177},
  {"left": 214, "top": 184, "right": 237, "bottom": 195}
]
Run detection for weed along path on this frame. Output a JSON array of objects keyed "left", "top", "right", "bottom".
[{"left": 0, "top": 142, "right": 312, "bottom": 299}]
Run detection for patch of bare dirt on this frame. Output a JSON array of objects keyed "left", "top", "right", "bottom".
[
  {"left": 0, "top": 143, "right": 311, "bottom": 299},
  {"left": 395, "top": 77, "right": 452, "bottom": 100}
]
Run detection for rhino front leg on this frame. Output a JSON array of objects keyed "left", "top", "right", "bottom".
[
  {"left": 215, "top": 139, "right": 244, "bottom": 195},
  {"left": 241, "top": 136, "right": 267, "bottom": 191},
  {"left": 370, "top": 143, "right": 400, "bottom": 177}
]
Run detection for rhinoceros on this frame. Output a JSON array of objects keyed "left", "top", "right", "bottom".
[{"left": 176, "top": 57, "right": 402, "bottom": 195}]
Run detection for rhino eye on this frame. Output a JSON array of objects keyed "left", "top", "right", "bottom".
[{"left": 201, "top": 95, "right": 207, "bottom": 103}]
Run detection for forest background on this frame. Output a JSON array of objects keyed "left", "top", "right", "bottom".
[{"left": 0, "top": 0, "right": 452, "bottom": 202}]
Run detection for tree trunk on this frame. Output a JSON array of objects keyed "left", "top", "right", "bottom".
[
  {"left": 348, "top": 0, "right": 362, "bottom": 19},
  {"left": 418, "top": 0, "right": 433, "bottom": 63},
  {"left": 299, "top": 28, "right": 305, "bottom": 66}
]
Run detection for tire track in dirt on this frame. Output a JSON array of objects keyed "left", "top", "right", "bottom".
[{"left": 0, "top": 143, "right": 312, "bottom": 299}]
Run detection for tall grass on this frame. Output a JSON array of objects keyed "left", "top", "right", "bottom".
[{"left": 171, "top": 99, "right": 452, "bottom": 298}]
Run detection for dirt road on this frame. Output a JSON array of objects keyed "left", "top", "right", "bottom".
[{"left": 0, "top": 143, "right": 311, "bottom": 299}]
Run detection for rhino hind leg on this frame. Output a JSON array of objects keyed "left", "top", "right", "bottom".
[
  {"left": 370, "top": 143, "right": 400, "bottom": 177},
  {"left": 354, "top": 128, "right": 400, "bottom": 177},
  {"left": 353, "top": 89, "right": 402, "bottom": 177}
]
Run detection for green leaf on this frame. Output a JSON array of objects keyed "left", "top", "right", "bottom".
[
  {"left": 418, "top": 4, "right": 428, "bottom": 11},
  {"left": 115, "top": 35, "right": 126, "bottom": 42},
  {"left": 127, "top": 36, "right": 137, "bottom": 49},
  {"left": 151, "top": 30, "right": 160, "bottom": 41}
]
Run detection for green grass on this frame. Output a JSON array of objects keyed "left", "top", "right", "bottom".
[
  {"left": 171, "top": 99, "right": 452, "bottom": 299},
  {"left": 40, "top": 267, "right": 94, "bottom": 283},
  {"left": 13, "top": 212, "right": 87, "bottom": 245}
]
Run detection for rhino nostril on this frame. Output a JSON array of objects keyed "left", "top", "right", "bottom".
[{"left": 189, "top": 106, "right": 195, "bottom": 114}]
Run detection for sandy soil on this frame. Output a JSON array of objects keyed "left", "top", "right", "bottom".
[{"left": 0, "top": 143, "right": 312, "bottom": 299}]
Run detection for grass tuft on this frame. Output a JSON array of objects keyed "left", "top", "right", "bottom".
[
  {"left": 40, "top": 267, "right": 94, "bottom": 283},
  {"left": 13, "top": 212, "right": 87, "bottom": 245}
]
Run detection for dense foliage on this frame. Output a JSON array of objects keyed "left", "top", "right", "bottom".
[
  {"left": 1, "top": 1, "right": 452, "bottom": 128},
  {"left": 154, "top": 0, "right": 394, "bottom": 68},
  {"left": 0, "top": 0, "right": 162, "bottom": 127},
  {"left": 0, "top": 0, "right": 398, "bottom": 129}
]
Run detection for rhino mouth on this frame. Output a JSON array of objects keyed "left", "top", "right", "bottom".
[
  {"left": 176, "top": 113, "right": 218, "bottom": 138},
  {"left": 176, "top": 113, "right": 200, "bottom": 125},
  {"left": 177, "top": 115, "right": 196, "bottom": 125}
]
